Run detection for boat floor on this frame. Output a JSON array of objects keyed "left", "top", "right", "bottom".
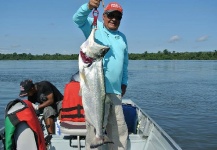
[{"left": 49, "top": 133, "right": 147, "bottom": 150}]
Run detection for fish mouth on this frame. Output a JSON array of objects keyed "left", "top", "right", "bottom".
[
  {"left": 80, "top": 50, "right": 94, "bottom": 64},
  {"left": 80, "top": 47, "right": 109, "bottom": 65}
]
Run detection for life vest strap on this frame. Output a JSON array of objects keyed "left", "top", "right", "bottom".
[
  {"left": 61, "top": 104, "right": 83, "bottom": 112},
  {"left": 61, "top": 104, "right": 84, "bottom": 119},
  {"left": 61, "top": 114, "right": 85, "bottom": 119}
]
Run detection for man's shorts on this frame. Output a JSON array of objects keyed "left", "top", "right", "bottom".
[
  {"left": 56, "top": 100, "right": 62, "bottom": 113},
  {"left": 42, "top": 101, "right": 62, "bottom": 120}
]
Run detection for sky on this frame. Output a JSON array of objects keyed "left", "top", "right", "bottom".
[{"left": 0, "top": 0, "right": 216, "bottom": 54}]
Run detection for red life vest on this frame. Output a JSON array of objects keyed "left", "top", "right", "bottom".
[
  {"left": 5, "top": 99, "right": 46, "bottom": 150},
  {"left": 61, "top": 81, "right": 85, "bottom": 122}
]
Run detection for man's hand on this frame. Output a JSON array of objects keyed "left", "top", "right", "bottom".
[
  {"left": 88, "top": 0, "right": 101, "bottom": 10},
  {"left": 32, "top": 103, "right": 39, "bottom": 110}
]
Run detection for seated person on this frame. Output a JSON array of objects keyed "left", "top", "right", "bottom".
[
  {"left": 61, "top": 71, "right": 85, "bottom": 123},
  {"left": 4, "top": 99, "right": 46, "bottom": 150},
  {"left": 19, "top": 79, "right": 63, "bottom": 134}
]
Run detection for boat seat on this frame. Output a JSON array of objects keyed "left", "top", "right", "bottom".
[
  {"left": 60, "top": 121, "right": 86, "bottom": 150},
  {"left": 60, "top": 121, "right": 86, "bottom": 136}
]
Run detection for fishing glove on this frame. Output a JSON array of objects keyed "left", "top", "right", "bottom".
[{"left": 32, "top": 103, "right": 39, "bottom": 110}]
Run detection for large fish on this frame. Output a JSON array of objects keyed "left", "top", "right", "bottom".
[{"left": 78, "top": 28, "right": 112, "bottom": 149}]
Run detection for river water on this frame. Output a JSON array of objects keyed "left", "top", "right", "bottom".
[{"left": 0, "top": 60, "right": 216, "bottom": 150}]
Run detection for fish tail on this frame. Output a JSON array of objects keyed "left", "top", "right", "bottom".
[
  {"left": 90, "top": 137, "right": 104, "bottom": 149},
  {"left": 103, "top": 135, "right": 113, "bottom": 145},
  {"left": 90, "top": 135, "right": 113, "bottom": 149}
]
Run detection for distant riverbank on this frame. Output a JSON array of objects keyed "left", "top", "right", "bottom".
[{"left": 1, "top": 49, "right": 217, "bottom": 60}]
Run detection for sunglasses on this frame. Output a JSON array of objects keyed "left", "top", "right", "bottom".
[{"left": 105, "top": 12, "right": 122, "bottom": 21}]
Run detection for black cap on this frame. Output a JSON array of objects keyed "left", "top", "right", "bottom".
[{"left": 19, "top": 79, "right": 34, "bottom": 97}]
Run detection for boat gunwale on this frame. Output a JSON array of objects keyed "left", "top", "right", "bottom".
[{"left": 122, "top": 99, "right": 182, "bottom": 150}]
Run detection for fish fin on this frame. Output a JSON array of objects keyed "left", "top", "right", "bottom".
[
  {"left": 79, "top": 89, "right": 82, "bottom": 96},
  {"left": 90, "top": 135, "right": 113, "bottom": 149},
  {"left": 79, "top": 71, "right": 85, "bottom": 81},
  {"left": 80, "top": 71, "right": 88, "bottom": 85}
]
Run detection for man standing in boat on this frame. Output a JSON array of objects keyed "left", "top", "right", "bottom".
[
  {"left": 19, "top": 79, "right": 63, "bottom": 134},
  {"left": 73, "top": 0, "right": 129, "bottom": 149}
]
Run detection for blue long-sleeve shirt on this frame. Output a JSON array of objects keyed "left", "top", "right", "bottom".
[{"left": 73, "top": 3, "right": 128, "bottom": 95}]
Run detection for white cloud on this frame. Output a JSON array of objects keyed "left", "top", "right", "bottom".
[
  {"left": 196, "top": 35, "right": 208, "bottom": 42},
  {"left": 168, "top": 35, "right": 180, "bottom": 43},
  {"left": 0, "top": 48, "right": 11, "bottom": 54},
  {"left": 10, "top": 44, "right": 21, "bottom": 48}
]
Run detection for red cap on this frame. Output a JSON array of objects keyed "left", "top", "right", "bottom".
[{"left": 104, "top": 2, "right": 123, "bottom": 14}]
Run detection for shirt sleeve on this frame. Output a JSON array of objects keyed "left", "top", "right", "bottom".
[
  {"left": 122, "top": 43, "right": 129, "bottom": 86},
  {"left": 72, "top": 3, "right": 93, "bottom": 39},
  {"left": 41, "top": 83, "right": 53, "bottom": 96}
]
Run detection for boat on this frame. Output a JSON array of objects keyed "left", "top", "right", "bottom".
[{"left": 0, "top": 99, "right": 182, "bottom": 150}]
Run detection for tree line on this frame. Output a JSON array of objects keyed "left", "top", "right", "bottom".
[{"left": 0, "top": 49, "right": 217, "bottom": 60}]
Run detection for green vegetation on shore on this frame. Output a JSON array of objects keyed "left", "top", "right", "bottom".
[{"left": 1, "top": 49, "right": 217, "bottom": 60}]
